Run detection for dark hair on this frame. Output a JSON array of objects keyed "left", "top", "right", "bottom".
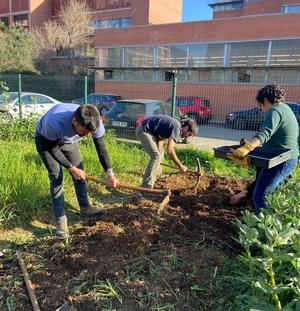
[
  {"left": 181, "top": 119, "right": 198, "bottom": 135},
  {"left": 73, "top": 105, "right": 100, "bottom": 132},
  {"left": 256, "top": 84, "right": 286, "bottom": 105}
]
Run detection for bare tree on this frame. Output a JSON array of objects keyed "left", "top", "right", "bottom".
[{"left": 33, "top": 0, "right": 93, "bottom": 73}]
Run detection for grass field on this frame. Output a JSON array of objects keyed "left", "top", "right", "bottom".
[{"left": 0, "top": 119, "right": 299, "bottom": 310}]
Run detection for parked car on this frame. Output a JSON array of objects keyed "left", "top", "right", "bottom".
[
  {"left": 72, "top": 93, "right": 122, "bottom": 115},
  {"left": 166, "top": 96, "right": 212, "bottom": 124},
  {"left": 0, "top": 92, "right": 62, "bottom": 120},
  {"left": 225, "top": 102, "right": 300, "bottom": 130},
  {"left": 104, "top": 99, "right": 188, "bottom": 140}
]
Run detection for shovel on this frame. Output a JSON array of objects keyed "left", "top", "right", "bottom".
[{"left": 86, "top": 175, "right": 171, "bottom": 214}]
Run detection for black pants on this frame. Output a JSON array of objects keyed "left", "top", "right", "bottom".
[{"left": 35, "top": 133, "right": 90, "bottom": 222}]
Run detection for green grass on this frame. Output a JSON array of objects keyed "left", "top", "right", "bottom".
[{"left": 0, "top": 119, "right": 254, "bottom": 228}]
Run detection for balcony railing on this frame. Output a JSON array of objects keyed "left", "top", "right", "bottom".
[{"left": 207, "top": 0, "right": 244, "bottom": 6}]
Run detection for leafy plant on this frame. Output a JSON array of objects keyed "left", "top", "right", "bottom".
[{"left": 235, "top": 170, "right": 300, "bottom": 310}]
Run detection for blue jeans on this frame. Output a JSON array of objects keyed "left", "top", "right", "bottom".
[
  {"left": 35, "top": 134, "right": 90, "bottom": 222},
  {"left": 252, "top": 158, "right": 298, "bottom": 214}
]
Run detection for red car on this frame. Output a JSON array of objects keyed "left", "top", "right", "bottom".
[{"left": 168, "top": 96, "right": 212, "bottom": 124}]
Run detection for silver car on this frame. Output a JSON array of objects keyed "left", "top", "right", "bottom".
[{"left": 0, "top": 92, "right": 63, "bottom": 120}]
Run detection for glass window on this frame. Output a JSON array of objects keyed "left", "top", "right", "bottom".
[
  {"left": 211, "top": 70, "right": 225, "bottom": 83},
  {"left": 199, "top": 70, "right": 211, "bottom": 83},
  {"left": 13, "top": 14, "right": 28, "bottom": 27},
  {"left": 157, "top": 45, "right": 187, "bottom": 67},
  {"left": 267, "top": 70, "right": 282, "bottom": 83},
  {"left": 124, "top": 47, "right": 154, "bottom": 67},
  {"left": 108, "top": 19, "right": 120, "bottom": 28},
  {"left": 213, "top": 3, "right": 243, "bottom": 12},
  {"left": 96, "top": 48, "right": 123, "bottom": 67},
  {"left": 104, "top": 70, "right": 113, "bottom": 80},
  {"left": 125, "top": 103, "right": 145, "bottom": 116},
  {"left": 0, "top": 16, "right": 9, "bottom": 26},
  {"left": 37, "top": 95, "right": 54, "bottom": 104},
  {"left": 120, "top": 18, "right": 131, "bottom": 28},
  {"left": 270, "top": 40, "right": 300, "bottom": 67},
  {"left": 282, "top": 5, "right": 300, "bottom": 14},
  {"left": 22, "top": 95, "right": 37, "bottom": 105},
  {"left": 224, "top": 70, "right": 238, "bottom": 83},
  {"left": 250, "top": 69, "right": 266, "bottom": 83},
  {"left": 188, "top": 44, "right": 224, "bottom": 67},
  {"left": 229, "top": 41, "right": 268, "bottom": 67},
  {"left": 145, "top": 103, "right": 162, "bottom": 115},
  {"left": 187, "top": 70, "right": 199, "bottom": 82}
]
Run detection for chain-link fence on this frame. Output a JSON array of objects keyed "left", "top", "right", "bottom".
[{"left": 0, "top": 73, "right": 299, "bottom": 151}]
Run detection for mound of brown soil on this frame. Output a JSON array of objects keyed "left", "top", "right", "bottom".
[{"left": 1, "top": 174, "right": 252, "bottom": 310}]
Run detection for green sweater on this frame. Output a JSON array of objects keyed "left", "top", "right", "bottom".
[{"left": 255, "top": 103, "right": 299, "bottom": 159}]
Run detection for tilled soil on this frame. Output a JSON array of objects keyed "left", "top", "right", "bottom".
[{"left": 0, "top": 173, "right": 252, "bottom": 311}]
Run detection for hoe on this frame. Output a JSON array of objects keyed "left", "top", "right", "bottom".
[{"left": 86, "top": 175, "right": 171, "bottom": 214}]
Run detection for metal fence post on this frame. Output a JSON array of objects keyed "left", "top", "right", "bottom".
[
  {"left": 171, "top": 75, "right": 177, "bottom": 118},
  {"left": 18, "top": 74, "right": 22, "bottom": 120},
  {"left": 84, "top": 76, "right": 88, "bottom": 105}
]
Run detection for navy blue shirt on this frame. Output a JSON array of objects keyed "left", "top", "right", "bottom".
[{"left": 142, "top": 115, "right": 181, "bottom": 142}]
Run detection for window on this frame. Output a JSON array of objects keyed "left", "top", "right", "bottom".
[
  {"left": 0, "top": 16, "right": 9, "bottom": 26},
  {"left": 282, "top": 5, "right": 300, "bottom": 14},
  {"left": 104, "top": 70, "right": 113, "bottom": 80},
  {"left": 157, "top": 46, "right": 187, "bottom": 67},
  {"left": 93, "top": 18, "right": 131, "bottom": 29},
  {"left": 22, "top": 95, "right": 37, "bottom": 105},
  {"left": 213, "top": 3, "right": 243, "bottom": 12},
  {"left": 37, "top": 96, "right": 54, "bottom": 104},
  {"left": 189, "top": 44, "right": 224, "bottom": 67},
  {"left": 124, "top": 46, "right": 154, "bottom": 67},
  {"left": 176, "top": 99, "right": 194, "bottom": 107},
  {"left": 270, "top": 40, "right": 300, "bottom": 66},
  {"left": 229, "top": 41, "right": 268, "bottom": 67},
  {"left": 13, "top": 14, "right": 28, "bottom": 27},
  {"left": 165, "top": 71, "right": 175, "bottom": 81}
]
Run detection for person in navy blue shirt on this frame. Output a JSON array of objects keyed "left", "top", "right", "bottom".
[
  {"left": 35, "top": 104, "right": 119, "bottom": 237},
  {"left": 136, "top": 115, "right": 198, "bottom": 189}
]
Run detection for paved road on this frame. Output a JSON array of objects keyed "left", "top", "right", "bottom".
[
  {"left": 188, "top": 123, "right": 256, "bottom": 151},
  {"left": 118, "top": 123, "right": 256, "bottom": 152}
]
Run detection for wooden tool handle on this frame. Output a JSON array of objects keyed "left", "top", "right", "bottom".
[
  {"left": 160, "top": 163, "right": 199, "bottom": 175},
  {"left": 86, "top": 175, "right": 171, "bottom": 196},
  {"left": 16, "top": 251, "right": 40, "bottom": 311}
]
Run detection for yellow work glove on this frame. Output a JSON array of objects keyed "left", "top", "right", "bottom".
[
  {"left": 227, "top": 153, "right": 250, "bottom": 168},
  {"left": 231, "top": 143, "right": 254, "bottom": 158}
]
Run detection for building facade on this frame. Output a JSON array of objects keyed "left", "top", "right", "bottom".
[
  {"left": 0, "top": 0, "right": 181, "bottom": 29},
  {"left": 94, "top": 0, "right": 300, "bottom": 119},
  {"left": 208, "top": 0, "right": 300, "bottom": 19}
]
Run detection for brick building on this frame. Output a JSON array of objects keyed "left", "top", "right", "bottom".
[
  {"left": 93, "top": 0, "right": 300, "bottom": 119},
  {"left": 0, "top": 0, "right": 181, "bottom": 28}
]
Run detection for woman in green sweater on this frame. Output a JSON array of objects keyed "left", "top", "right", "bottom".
[{"left": 229, "top": 84, "right": 299, "bottom": 214}]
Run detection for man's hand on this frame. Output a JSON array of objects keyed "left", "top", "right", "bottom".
[
  {"left": 107, "top": 175, "right": 119, "bottom": 188},
  {"left": 69, "top": 166, "right": 87, "bottom": 180},
  {"left": 179, "top": 164, "right": 188, "bottom": 173},
  {"left": 230, "top": 143, "right": 254, "bottom": 158},
  {"left": 227, "top": 154, "right": 250, "bottom": 168}
]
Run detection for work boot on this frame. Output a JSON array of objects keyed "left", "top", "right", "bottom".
[
  {"left": 56, "top": 220, "right": 69, "bottom": 238},
  {"left": 80, "top": 206, "right": 106, "bottom": 216}
]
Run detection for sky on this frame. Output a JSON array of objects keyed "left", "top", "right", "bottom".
[{"left": 182, "top": 0, "right": 213, "bottom": 22}]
